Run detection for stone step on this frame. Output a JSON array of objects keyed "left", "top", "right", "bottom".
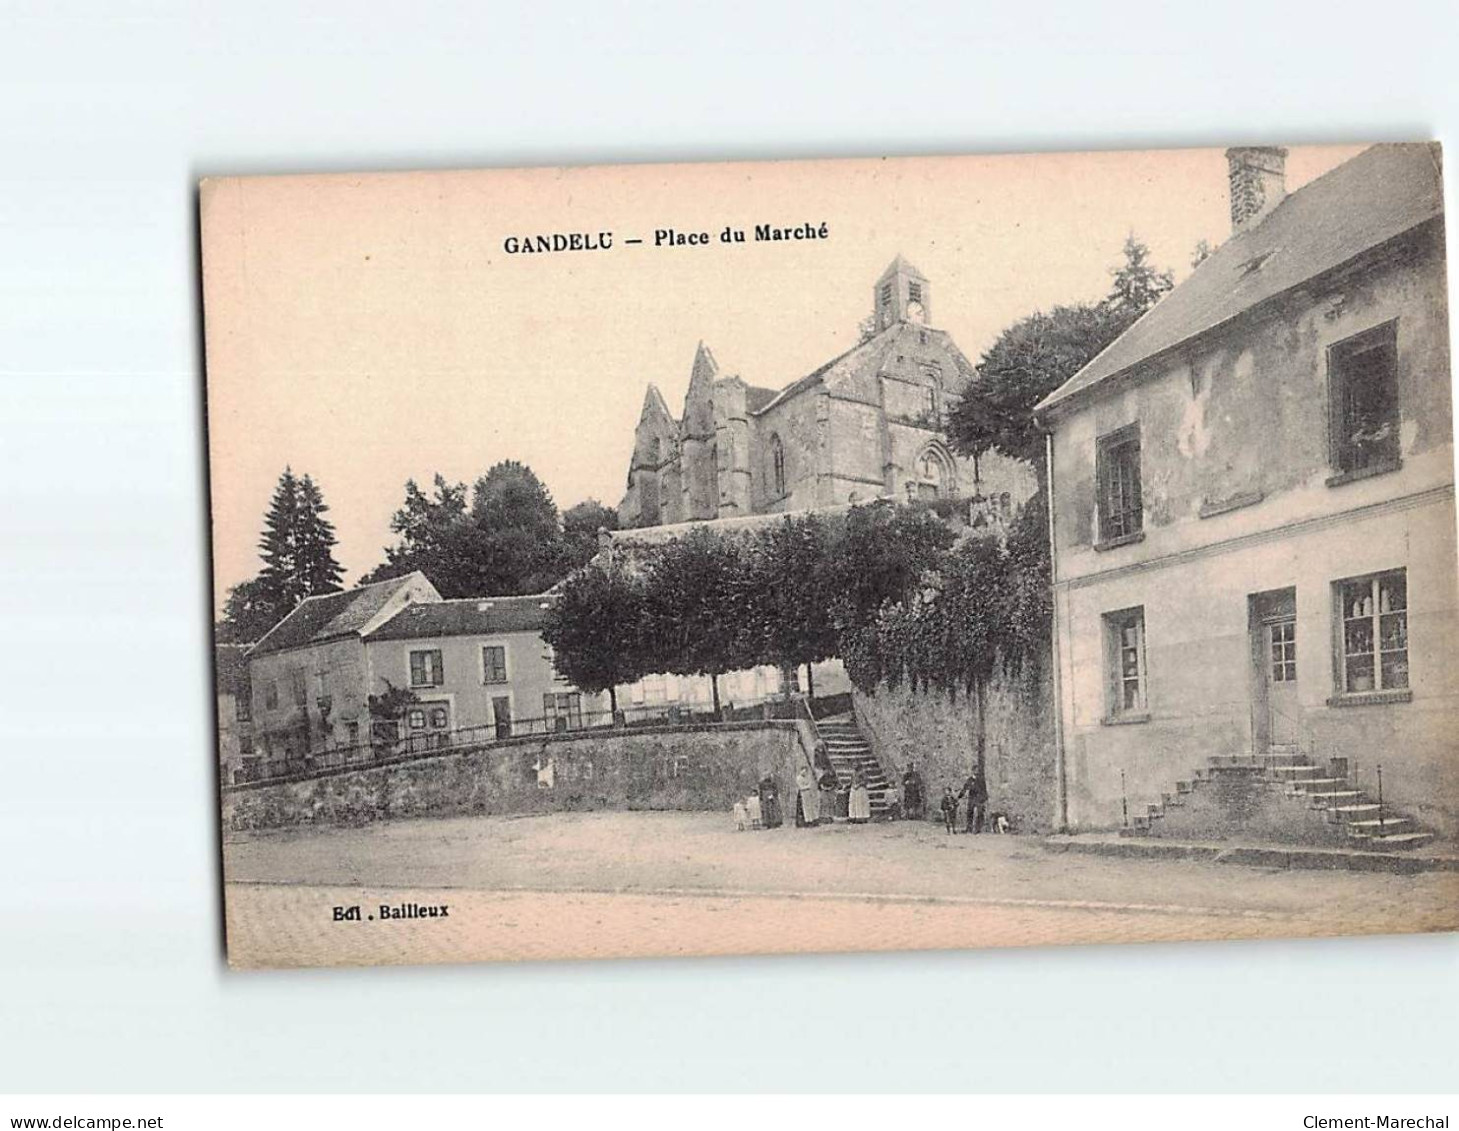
[
  {"left": 1289, "top": 777, "right": 1346, "bottom": 792},
  {"left": 1362, "top": 831, "right": 1435, "bottom": 852},
  {"left": 1270, "top": 765, "right": 1321, "bottom": 777},
  {"left": 1307, "top": 790, "right": 1363, "bottom": 807},
  {"left": 1330, "top": 803, "right": 1384, "bottom": 821},
  {"left": 1346, "top": 817, "right": 1415, "bottom": 837}
]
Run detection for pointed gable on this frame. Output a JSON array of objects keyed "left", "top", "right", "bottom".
[{"left": 681, "top": 341, "right": 719, "bottom": 438}]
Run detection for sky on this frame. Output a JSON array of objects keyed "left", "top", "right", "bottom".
[{"left": 200, "top": 144, "right": 1365, "bottom": 605}]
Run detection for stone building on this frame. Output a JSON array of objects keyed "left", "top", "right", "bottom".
[
  {"left": 1036, "top": 144, "right": 1457, "bottom": 840},
  {"left": 618, "top": 257, "right": 1036, "bottom": 528}
]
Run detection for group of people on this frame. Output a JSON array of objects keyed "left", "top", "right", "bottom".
[
  {"left": 902, "top": 760, "right": 990, "bottom": 834},
  {"left": 737, "top": 758, "right": 989, "bottom": 833}
]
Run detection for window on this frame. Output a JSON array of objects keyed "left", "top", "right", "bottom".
[
  {"left": 430, "top": 707, "right": 449, "bottom": 729},
  {"left": 1104, "top": 607, "right": 1148, "bottom": 717},
  {"left": 770, "top": 434, "right": 786, "bottom": 497},
  {"left": 908, "top": 281, "right": 923, "bottom": 304},
  {"left": 409, "top": 649, "right": 444, "bottom": 687},
  {"left": 263, "top": 681, "right": 278, "bottom": 710},
  {"left": 289, "top": 669, "right": 307, "bottom": 706},
  {"left": 543, "top": 692, "right": 584, "bottom": 730},
  {"left": 880, "top": 282, "right": 893, "bottom": 306},
  {"left": 1336, "top": 569, "right": 1408, "bottom": 694},
  {"left": 1269, "top": 619, "right": 1297, "bottom": 683},
  {"left": 482, "top": 645, "right": 507, "bottom": 684},
  {"left": 345, "top": 721, "right": 359, "bottom": 746},
  {"left": 407, "top": 709, "right": 426, "bottom": 730},
  {"left": 1329, "top": 322, "right": 1400, "bottom": 478},
  {"left": 235, "top": 694, "right": 251, "bottom": 722},
  {"left": 1096, "top": 425, "right": 1143, "bottom": 543}
]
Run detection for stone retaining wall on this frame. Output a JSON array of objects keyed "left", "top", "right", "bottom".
[{"left": 222, "top": 722, "right": 810, "bottom": 832}]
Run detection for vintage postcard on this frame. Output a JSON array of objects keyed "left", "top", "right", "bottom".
[{"left": 201, "top": 143, "right": 1458, "bottom": 970}]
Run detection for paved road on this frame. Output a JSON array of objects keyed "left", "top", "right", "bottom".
[{"left": 223, "top": 811, "right": 1459, "bottom": 968}]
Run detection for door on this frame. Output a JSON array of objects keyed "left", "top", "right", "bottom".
[
  {"left": 1262, "top": 615, "right": 1299, "bottom": 749},
  {"left": 492, "top": 696, "right": 513, "bottom": 739}
]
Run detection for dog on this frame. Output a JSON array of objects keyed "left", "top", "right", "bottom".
[{"left": 988, "top": 811, "right": 1011, "bottom": 834}]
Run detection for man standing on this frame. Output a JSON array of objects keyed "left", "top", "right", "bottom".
[
  {"left": 958, "top": 765, "right": 988, "bottom": 835},
  {"left": 901, "top": 760, "right": 926, "bottom": 821}
]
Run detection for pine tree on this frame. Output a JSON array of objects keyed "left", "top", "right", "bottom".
[
  {"left": 294, "top": 474, "right": 345, "bottom": 598},
  {"left": 257, "top": 467, "right": 301, "bottom": 610}
]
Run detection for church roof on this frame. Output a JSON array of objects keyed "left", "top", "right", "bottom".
[
  {"left": 877, "top": 253, "right": 926, "bottom": 281},
  {"left": 1036, "top": 144, "right": 1444, "bottom": 416}
]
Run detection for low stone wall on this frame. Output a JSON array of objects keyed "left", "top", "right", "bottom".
[
  {"left": 851, "top": 663, "right": 1056, "bottom": 833},
  {"left": 222, "top": 722, "right": 810, "bottom": 832}
]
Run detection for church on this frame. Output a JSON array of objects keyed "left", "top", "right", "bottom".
[{"left": 617, "top": 257, "right": 1036, "bottom": 529}]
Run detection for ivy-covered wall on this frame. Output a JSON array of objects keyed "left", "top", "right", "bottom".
[
  {"left": 851, "top": 660, "right": 1056, "bottom": 833},
  {"left": 222, "top": 722, "right": 807, "bottom": 832}
]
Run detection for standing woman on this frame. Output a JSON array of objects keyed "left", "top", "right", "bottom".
[
  {"left": 795, "top": 762, "right": 821, "bottom": 828},
  {"left": 848, "top": 766, "right": 872, "bottom": 824}
]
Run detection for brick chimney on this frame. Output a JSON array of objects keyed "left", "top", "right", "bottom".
[{"left": 1226, "top": 146, "right": 1288, "bottom": 233}]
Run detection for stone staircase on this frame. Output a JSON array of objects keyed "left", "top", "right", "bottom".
[
  {"left": 817, "top": 717, "right": 895, "bottom": 818},
  {"left": 1123, "top": 746, "right": 1434, "bottom": 851}
]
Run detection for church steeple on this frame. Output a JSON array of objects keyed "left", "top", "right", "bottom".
[{"left": 873, "top": 255, "right": 930, "bottom": 331}]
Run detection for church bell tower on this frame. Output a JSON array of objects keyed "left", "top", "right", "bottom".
[{"left": 873, "top": 255, "right": 931, "bottom": 331}]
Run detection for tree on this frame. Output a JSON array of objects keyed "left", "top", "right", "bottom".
[
  {"left": 640, "top": 528, "right": 751, "bottom": 716},
  {"left": 1190, "top": 238, "right": 1214, "bottom": 269},
  {"left": 217, "top": 576, "right": 286, "bottom": 644},
  {"left": 1107, "top": 233, "right": 1174, "bottom": 321},
  {"left": 257, "top": 466, "right": 302, "bottom": 610},
  {"left": 541, "top": 562, "right": 646, "bottom": 715},
  {"left": 560, "top": 498, "right": 619, "bottom": 573},
  {"left": 294, "top": 474, "right": 344, "bottom": 598},
  {"left": 947, "top": 235, "right": 1174, "bottom": 472},
  {"left": 741, "top": 515, "right": 839, "bottom": 698},
  {"left": 220, "top": 467, "right": 344, "bottom": 643},
  {"left": 365, "top": 463, "right": 569, "bottom": 597}
]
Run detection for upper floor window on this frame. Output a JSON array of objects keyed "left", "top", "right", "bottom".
[
  {"left": 1329, "top": 321, "right": 1400, "bottom": 478},
  {"left": 1336, "top": 569, "right": 1408, "bottom": 695},
  {"left": 1096, "top": 424, "right": 1143, "bottom": 544},
  {"left": 289, "top": 669, "right": 307, "bottom": 706},
  {"left": 880, "top": 282, "right": 893, "bottom": 306},
  {"left": 409, "top": 649, "right": 444, "bottom": 688},
  {"left": 907, "top": 281, "right": 923, "bottom": 304},
  {"left": 1104, "top": 606, "right": 1148, "bottom": 718},
  {"left": 482, "top": 645, "right": 508, "bottom": 685},
  {"left": 770, "top": 434, "right": 786, "bottom": 497},
  {"left": 263, "top": 681, "right": 278, "bottom": 711},
  {"left": 235, "top": 694, "right": 251, "bottom": 722}
]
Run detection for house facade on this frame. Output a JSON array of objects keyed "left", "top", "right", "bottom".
[
  {"left": 214, "top": 643, "right": 253, "bottom": 783},
  {"left": 245, "top": 572, "right": 441, "bottom": 764},
  {"left": 242, "top": 574, "right": 613, "bottom": 770},
  {"left": 618, "top": 256, "right": 1036, "bottom": 529},
  {"left": 360, "top": 596, "right": 610, "bottom": 744},
  {"left": 1037, "top": 144, "right": 1458, "bottom": 838}
]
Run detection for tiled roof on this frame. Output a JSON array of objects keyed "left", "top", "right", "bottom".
[
  {"left": 1036, "top": 144, "right": 1445, "bottom": 415},
  {"left": 744, "top": 385, "right": 780, "bottom": 412},
  {"left": 248, "top": 574, "right": 422, "bottom": 658},
  {"left": 365, "top": 595, "right": 555, "bottom": 641}
]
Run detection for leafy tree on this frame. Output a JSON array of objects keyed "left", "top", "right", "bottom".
[
  {"left": 640, "top": 528, "right": 751, "bottom": 715},
  {"left": 829, "top": 501, "right": 957, "bottom": 628},
  {"left": 948, "top": 235, "right": 1174, "bottom": 471},
  {"left": 217, "top": 576, "right": 285, "bottom": 644},
  {"left": 741, "top": 515, "right": 839, "bottom": 697},
  {"left": 1190, "top": 238, "right": 1214, "bottom": 269},
  {"left": 560, "top": 499, "right": 619, "bottom": 572},
  {"left": 541, "top": 562, "right": 646, "bottom": 715},
  {"left": 365, "top": 463, "right": 571, "bottom": 597}
]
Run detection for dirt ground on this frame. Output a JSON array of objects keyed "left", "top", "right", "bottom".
[{"left": 222, "top": 810, "right": 1459, "bottom": 968}]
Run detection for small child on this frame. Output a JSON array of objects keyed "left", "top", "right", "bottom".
[
  {"left": 940, "top": 786, "right": 959, "bottom": 834},
  {"left": 733, "top": 801, "right": 748, "bottom": 831}
]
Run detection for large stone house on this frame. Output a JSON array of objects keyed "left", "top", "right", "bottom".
[
  {"left": 1036, "top": 144, "right": 1457, "bottom": 838},
  {"left": 618, "top": 256, "right": 1036, "bottom": 529}
]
